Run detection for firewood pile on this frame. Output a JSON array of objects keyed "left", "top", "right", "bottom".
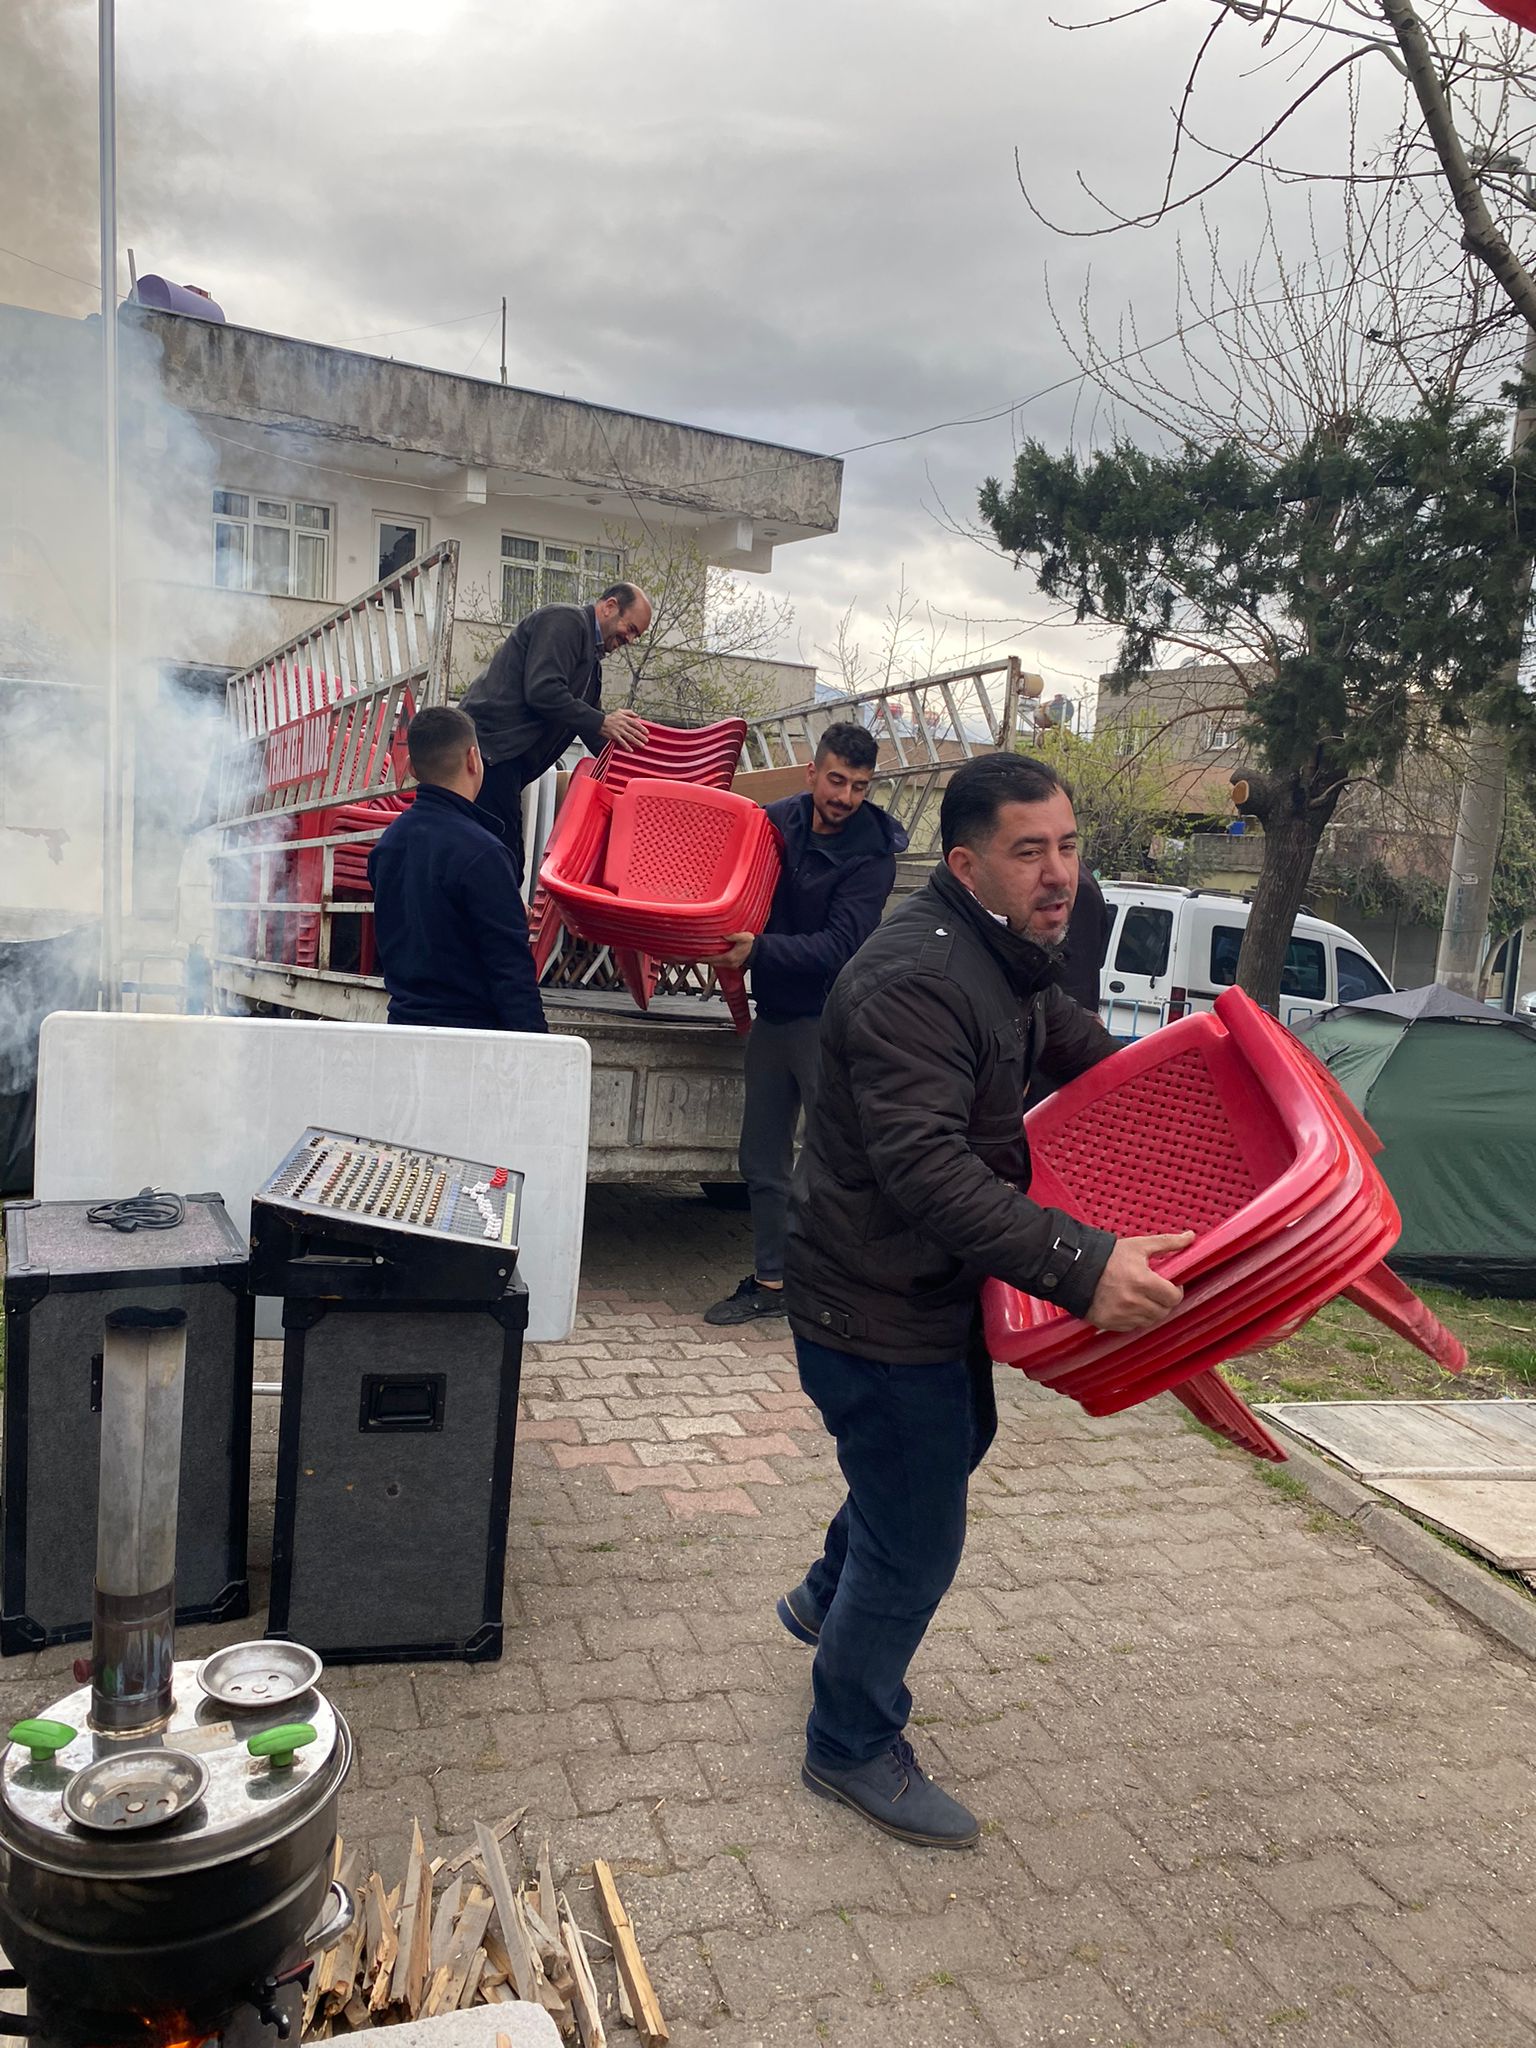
[{"left": 302, "top": 1810, "right": 667, "bottom": 2046}]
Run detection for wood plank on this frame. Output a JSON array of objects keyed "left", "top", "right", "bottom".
[
  {"left": 429, "top": 1875, "right": 464, "bottom": 1973},
  {"left": 1260, "top": 1400, "right": 1536, "bottom": 1477},
  {"left": 365, "top": 1876, "right": 399, "bottom": 2013},
  {"left": 537, "top": 1836, "right": 558, "bottom": 1939},
  {"left": 592, "top": 1859, "right": 668, "bottom": 2045},
  {"left": 439, "top": 1808, "right": 525, "bottom": 1878},
  {"left": 390, "top": 1819, "right": 432, "bottom": 2014},
  {"left": 1370, "top": 1476, "right": 1536, "bottom": 1568},
  {"left": 439, "top": 1889, "right": 495, "bottom": 2014},
  {"left": 558, "top": 1891, "right": 608, "bottom": 2048},
  {"left": 456, "top": 1951, "right": 486, "bottom": 2010},
  {"left": 476, "top": 1821, "right": 540, "bottom": 2004}
]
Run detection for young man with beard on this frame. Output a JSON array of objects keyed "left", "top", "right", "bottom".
[
  {"left": 779, "top": 753, "right": 1193, "bottom": 1848},
  {"left": 704, "top": 722, "right": 908, "bottom": 1327}
]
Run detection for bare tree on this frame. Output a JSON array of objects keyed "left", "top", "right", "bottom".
[
  {"left": 452, "top": 527, "right": 794, "bottom": 726},
  {"left": 1026, "top": 0, "right": 1536, "bottom": 992}
]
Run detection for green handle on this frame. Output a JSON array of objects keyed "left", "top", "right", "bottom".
[
  {"left": 246, "top": 1722, "right": 316, "bottom": 1770},
  {"left": 9, "top": 1719, "right": 75, "bottom": 1765}
]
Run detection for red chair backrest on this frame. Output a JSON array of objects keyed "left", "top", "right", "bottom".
[{"left": 602, "top": 779, "right": 759, "bottom": 904}]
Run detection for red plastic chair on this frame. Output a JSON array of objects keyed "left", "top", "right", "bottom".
[
  {"left": 526, "top": 718, "right": 748, "bottom": 988},
  {"left": 980, "top": 989, "right": 1462, "bottom": 1455},
  {"left": 537, "top": 778, "right": 781, "bottom": 1033}
]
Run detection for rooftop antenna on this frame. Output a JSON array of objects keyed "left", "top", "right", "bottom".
[{"left": 499, "top": 295, "right": 507, "bottom": 385}]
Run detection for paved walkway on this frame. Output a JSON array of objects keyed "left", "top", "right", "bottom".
[{"left": 12, "top": 1186, "right": 1535, "bottom": 2046}]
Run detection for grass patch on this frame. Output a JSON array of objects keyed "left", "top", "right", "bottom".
[
  {"left": 1258, "top": 1465, "right": 1310, "bottom": 1502},
  {"left": 1227, "top": 1283, "right": 1536, "bottom": 1405}
]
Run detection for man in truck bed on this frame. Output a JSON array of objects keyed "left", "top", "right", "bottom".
[{"left": 459, "top": 582, "right": 652, "bottom": 884}]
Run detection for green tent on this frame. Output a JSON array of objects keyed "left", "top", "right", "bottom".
[{"left": 1298, "top": 985, "right": 1536, "bottom": 1296}]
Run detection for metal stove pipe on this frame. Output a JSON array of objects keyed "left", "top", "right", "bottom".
[{"left": 90, "top": 1306, "right": 186, "bottom": 1736}]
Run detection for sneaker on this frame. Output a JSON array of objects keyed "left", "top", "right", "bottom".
[
  {"left": 777, "top": 1581, "right": 822, "bottom": 1646},
  {"left": 802, "top": 1738, "right": 980, "bottom": 1850},
  {"left": 703, "top": 1275, "right": 788, "bottom": 1326}
]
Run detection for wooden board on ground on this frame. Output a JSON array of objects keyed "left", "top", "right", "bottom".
[
  {"left": 1258, "top": 1400, "right": 1536, "bottom": 1478},
  {"left": 1366, "top": 1476, "right": 1536, "bottom": 1570}
]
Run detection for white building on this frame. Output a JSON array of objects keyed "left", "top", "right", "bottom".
[{"left": 0, "top": 296, "right": 841, "bottom": 934}]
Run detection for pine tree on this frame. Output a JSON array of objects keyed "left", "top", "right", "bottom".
[{"left": 980, "top": 397, "right": 1536, "bottom": 1007}]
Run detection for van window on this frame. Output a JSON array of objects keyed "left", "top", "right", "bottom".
[
  {"left": 1115, "top": 906, "right": 1172, "bottom": 978},
  {"left": 1337, "top": 946, "right": 1390, "bottom": 1001},
  {"left": 1210, "top": 926, "right": 1329, "bottom": 1000},
  {"left": 1280, "top": 938, "right": 1327, "bottom": 1001},
  {"left": 1210, "top": 927, "right": 1244, "bottom": 985}
]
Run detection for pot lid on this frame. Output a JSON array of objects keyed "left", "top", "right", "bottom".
[{"left": 0, "top": 1659, "right": 350, "bottom": 1877}]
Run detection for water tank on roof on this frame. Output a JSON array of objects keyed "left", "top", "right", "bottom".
[{"left": 130, "top": 276, "right": 225, "bottom": 322}]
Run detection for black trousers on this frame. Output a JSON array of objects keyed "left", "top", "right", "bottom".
[{"left": 477, "top": 757, "right": 528, "bottom": 889}]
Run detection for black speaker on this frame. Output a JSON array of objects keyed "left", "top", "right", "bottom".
[
  {"left": 267, "top": 1287, "right": 527, "bottom": 1664},
  {"left": 0, "top": 1195, "right": 253, "bottom": 1654}
]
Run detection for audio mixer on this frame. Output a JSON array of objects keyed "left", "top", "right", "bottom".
[{"left": 248, "top": 1128, "right": 525, "bottom": 1302}]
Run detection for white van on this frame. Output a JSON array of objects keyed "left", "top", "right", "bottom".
[{"left": 1097, "top": 883, "right": 1392, "bottom": 1039}]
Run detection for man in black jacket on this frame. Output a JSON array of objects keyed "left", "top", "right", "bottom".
[
  {"left": 459, "top": 583, "right": 653, "bottom": 884},
  {"left": 780, "top": 753, "right": 1192, "bottom": 1849},
  {"left": 704, "top": 722, "right": 908, "bottom": 1326},
  {"left": 367, "top": 706, "right": 547, "bottom": 1035}
]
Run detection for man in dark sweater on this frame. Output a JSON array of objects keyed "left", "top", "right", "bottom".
[
  {"left": 367, "top": 706, "right": 547, "bottom": 1035},
  {"left": 779, "top": 754, "right": 1192, "bottom": 1848},
  {"left": 704, "top": 722, "right": 908, "bottom": 1326},
  {"left": 459, "top": 582, "right": 653, "bottom": 885}
]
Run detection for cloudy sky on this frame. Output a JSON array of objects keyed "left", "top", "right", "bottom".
[{"left": 3, "top": 0, "right": 1433, "bottom": 709}]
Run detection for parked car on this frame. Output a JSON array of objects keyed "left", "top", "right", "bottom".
[{"left": 1097, "top": 883, "right": 1392, "bottom": 1040}]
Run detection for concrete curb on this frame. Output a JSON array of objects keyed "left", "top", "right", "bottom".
[{"left": 1269, "top": 1428, "right": 1536, "bottom": 1664}]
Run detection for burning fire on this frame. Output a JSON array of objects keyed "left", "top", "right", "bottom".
[{"left": 103, "top": 2013, "right": 215, "bottom": 2048}]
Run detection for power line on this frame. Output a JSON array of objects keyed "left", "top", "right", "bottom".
[
  {"left": 0, "top": 240, "right": 117, "bottom": 296},
  {"left": 335, "top": 306, "right": 499, "bottom": 345}
]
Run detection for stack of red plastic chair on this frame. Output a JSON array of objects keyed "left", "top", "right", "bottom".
[
  {"left": 980, "top": 987, "right": 1466, "bottom": 1461},
  {"left": 537, "top": 775, "right": 781, "bottom": 1031},
  {"left": 528, "top": 718, "right": 747, "bottom": 981}
]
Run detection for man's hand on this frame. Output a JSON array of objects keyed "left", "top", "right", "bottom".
[
  {"left": 1084, "top": 1231, "right": 1195, "bottom": 1333},
  {"left": 721, "top": 932, "right": 756, "bottom": 970},
  {"left": 600, "top": 709, "right": 649, "bottom": 749}
]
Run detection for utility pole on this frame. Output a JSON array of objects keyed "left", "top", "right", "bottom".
[
  {"left": 1434, "top": 328, "right": 1536, "bottom": 997},
  {"left": 98, "top": 0, "right": 123, "bottom": 1010}
]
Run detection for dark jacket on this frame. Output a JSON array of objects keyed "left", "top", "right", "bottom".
[
  {"left": 367, "top": 783, "right": 548, "bottom": 1034},
  {"left": 784, "top": 862, "right": 1119, "bottom": 1364},
  {"left": 748, "top": 795, "right": 908, "bottom": 1023},
  {"left": 460, "top": 602, "right": 605, "bottom": 781},
  {"left": 1059, "top": 867, "right": 1113, "bottom": 1014}
]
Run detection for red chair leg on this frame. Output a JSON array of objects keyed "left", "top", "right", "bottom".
[
  {"left": 1342, "top": 1263, "right": 1467, "bottom": 1373},
  {"left": 530, "top": 889, "right": 565, "bottom": 979},
  {"left": 1171, "top": 1368, "right": 1289, "bottom": 1462},
  {"left": 613, "top": 948, "right": 655, "bottom": 1012},
  {"left": 717, "top": 964, "right": 753, "bottom": 1035}
]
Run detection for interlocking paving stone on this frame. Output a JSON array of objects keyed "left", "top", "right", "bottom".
[{"left": 206, "top": 1184, "right": 1536, "bottom": 2045}]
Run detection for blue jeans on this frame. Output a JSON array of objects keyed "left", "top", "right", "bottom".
[{"left": 794, "top": 1332, "right": 998, "bottom": 1771}]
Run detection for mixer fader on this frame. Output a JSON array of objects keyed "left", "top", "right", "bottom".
[{"left": 249, "top": 1128, "right": 524, "bottom": 1302}]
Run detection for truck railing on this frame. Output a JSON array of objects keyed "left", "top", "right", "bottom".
[
  {"left": 740, "top": 655, "right": 1034, "bottom": 859},
  {"left": 216, "top": 541, "right": 459, "bottom": 825}
]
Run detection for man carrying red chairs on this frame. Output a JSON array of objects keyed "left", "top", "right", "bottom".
[
  {"left": 367, "top": 706, "right": 547, "bottom": 1035},
  {"left": 460, "top": 582, "right": 653, "bottom": 885},
  {"left": 704, "top": 722, "right": 908, "bottom": 1326},
  {"left": 780, "top": 753, "right": 1192, "bottom": 1848}
]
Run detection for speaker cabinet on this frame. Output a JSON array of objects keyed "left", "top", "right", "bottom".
[
  {"left": 1, "top": 1194, "right": 253, "bottom": 1654},
  {"left": 267, "top": 1287, "right": 527, "bottom": 1663}
]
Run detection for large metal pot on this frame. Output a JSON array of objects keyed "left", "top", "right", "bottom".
[{"left": 0, "top": 1663, "right": 352, "bottom": 2039}]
